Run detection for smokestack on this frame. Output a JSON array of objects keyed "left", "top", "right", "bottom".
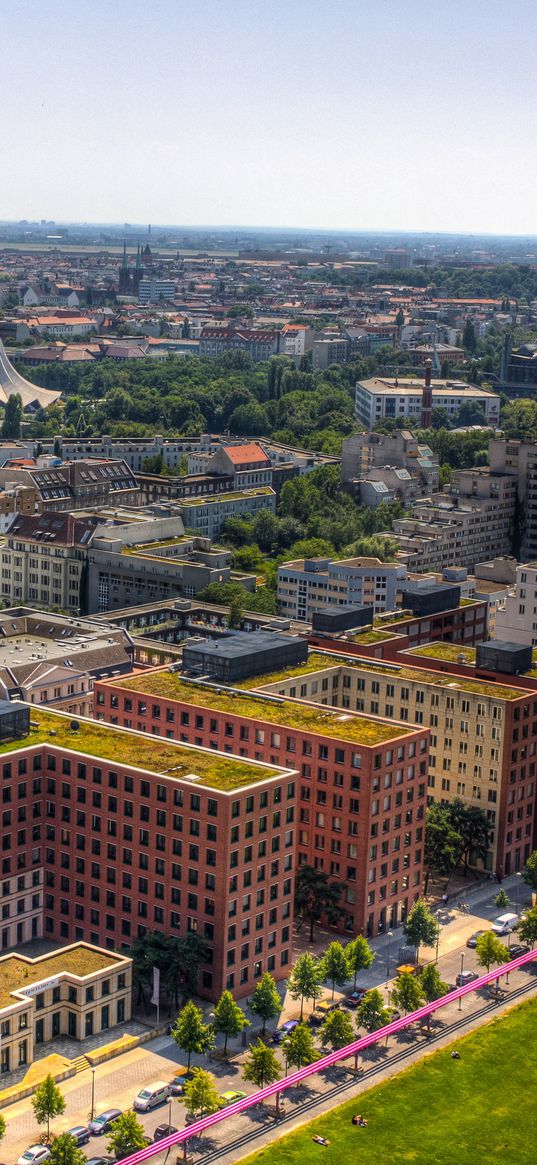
[{"left": 421, "top": 359, "right": 433, "bottom": 428}]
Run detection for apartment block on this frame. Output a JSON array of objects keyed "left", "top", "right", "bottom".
[
  {"left": 489, "top": 437, "right": 537, "bottom": 560},
  {"left": 341, "top": 430, "right": 440, "bottom": 497},
  {"left": 178, "top": 487, "right": 276, "bottom": 540},
  {"left": 277, "top": 556, "right": 405, "bottom": 622},
  {"left": 355, "top": 376, "right": 500, "bottom": 428},
  {"left": 0, "top": 703, "right": 296, "bottom": 1000},
  {"left": 392, "top": 472, "right": 516, "bottom": 572},
  {"left": 245, "top": 650, "right": 537, "bottom": 879},
  {"left": 0, "top": 513, "right": 95, "bottom": 613},
  {"left": 0, "top": 944, "right": 132, "bottom": 1075},
  {"left": 95, "top": 667, "right": 429, "bottom": 939},
  {"left": 495, "top": 562, "right": 537, "bottom": 646}
]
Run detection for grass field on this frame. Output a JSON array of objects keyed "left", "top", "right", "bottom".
[{"left": 242, "top": 998, "right": 537, "bottom": 1165}]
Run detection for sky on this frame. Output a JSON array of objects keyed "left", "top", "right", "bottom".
[{"left": 3, "top": 0, "right": 537, "bottom": 235}]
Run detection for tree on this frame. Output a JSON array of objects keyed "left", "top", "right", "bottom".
[
  {"left": 294, "top": 864, "right": 346, "bottom": 942},
  {"left": 424, "top": 803, "right": 460, "bottom": 893},
  {"left": 390, "top": 972, "right": 425, "bottom": 1016},
  {"left": 0, "top": 1113, "right": 6, "bottom": 1146},
  {"left": 402, "top": 898, "right": 440, "bottom": 964},
  {"left": 32, "top": 1074, "right": 66, "bottom": 1140},
  {"left": 48, "top": 1135, "right": 86, "bottom": 1165},
  {"left": 106, "top": 1112, "right": 149, "bottom": 1159},
  {"left": 249, "top": 972, "right": 281, "bottom": 1036},
  {"left": 2, "top": 392, "right": 23, "bottom": 438},
  {"left": 517, "top": 904, "right": 537, "bottom": 949},
  {"left": 420, "top": 964, "right": 449, "bottom": 1003},
  {"left": 228, "top": 593, "right": 243, "bottom": 630},
  {"left": 447, "top": 799, "right": 490, "bottom": 875},
  {"left": 213, "top": 989, "right": 250, "bottom": 1054},
  {"left": 345, "top": 935, "right": 375, "bottom": 990},
  {"left": 287, "top": 952, "right": 324, "bottom": 1020},
  {"left": 319, "top": 1007, "right": 355, "bottom": 1050},
  {"left": 356, "top": 988, "right": 391, "bottom": 1032},
  {"left": 183, "top": 1068, "right": 221, "bottom": 1118},
  {"left": 523, "top": 849, "right": 537, "bottom": 892},
  {"left": 242, "top": 1040, "right": 282, "bottom": 1089},
  {"left": 495, "top": 888, "right": 510, "bottom": 911},
  {"left": 282, "top": 1022, "right": 317, "bottom": 1071},
  {"left": 171, "top": 1000, "right": 214, "bottom": 1069},
  {"left": 475, "top": 931, "right": 509, "bottom": 974},
  {"left": 462, "top": 320, "right": 477, "bottom": 354},
  {"left": 320, "top": 941, "right": 349, "bottom": 998}
]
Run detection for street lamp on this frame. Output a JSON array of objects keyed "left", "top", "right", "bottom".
[
  {"left": 435, "top": 912, "right": 440, "bottom": 965},
  {"left": 90, "top": 1067, "right": 96, "bottom": 1122},
  {"left": 515, "top": 871, "right": 522, "bottom": 916},
  {"left": 458, "top": 953, "right": 464, "bottom": 1011},
  {"left": 386, "top": 930, "right": 394, "bottom": 986},
  {"left": 168, "top": 1095, "right": 173, "bottom": 1132}
]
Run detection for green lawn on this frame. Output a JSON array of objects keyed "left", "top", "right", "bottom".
[{"left": 242, "top": 998, "right": 537, "bottom": 1165}]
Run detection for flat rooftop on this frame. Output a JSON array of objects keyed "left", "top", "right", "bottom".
[
  {"left": 0, "top": 944, "right": 125, "bottom": 1010},
  {"left": 118, "top": 668, "right": 415, "bottom": 745},
  {"left": 0, "top": 709, "right": 284, "bottom": 791},
  {"left": 0, "top": 630, "right": 124, "bottom": 669},
  {"left": 179, "top": 487, "right": 274, "bottom": 507},
  {"left": 358, "top": 377, "right": 495, "bottom": 398}
]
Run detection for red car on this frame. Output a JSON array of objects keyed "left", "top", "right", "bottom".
[{"left": 343, "top": 989, "right": 370, "bottom": 1008}]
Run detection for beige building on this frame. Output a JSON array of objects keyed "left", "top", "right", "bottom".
[
  {"left": 0, "top": 513, "right": 95, "bottom": 613},
  {"left": 277, "top": 556, "right": 405, "bottom": 621},
  {"left": 0, "top": 944, "right": 132, "bottom": 1075}
]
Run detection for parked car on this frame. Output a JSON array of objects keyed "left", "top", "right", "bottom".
[
  {"left": 456, "top": 970, "right": 479, "bottom": 987},
  {"left": 66, "top": 1126, "right": 91, "bottom": 1147},
  {"left": 169, "top": 1070, "right": 190, "bottom": 1096},
  {"left": 17, "top": 1148, "right": 51, "bottom": 1165},
  {"left": 272, "top": 1019, "right": 300, "bottom": 1043},
  {"left": 491, "top": 913, "right": 518, "bottom": 935},
  {"left": 89, "top": 1109, "right": 123, "bottom": 1136},
  {"left": 153, "top": 1125, "right": 178, "bottom": 1142},
  {"left": 219, "top": 1091, "right": 248, "bottom": 1107},
  {"left": 466, "top": 930, "right": 486, "bottom": 949},
  {"left": 308, "top": 1001, "right": 340, "bottom": 1026},
  {"left": 342, "top": 989, "right": 370, "bottom": 1008},
  {"left": 509, "top": 944, "right": 530, "bottom": 958},
  {"left": 133, "top": 1081, "right": 171, "bottom": 1112},
  {"left": 86, "top": 1157, "right": 114, "bottom": 1165}
]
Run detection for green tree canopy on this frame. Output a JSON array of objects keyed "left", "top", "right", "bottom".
[
  {"left": 47, "top": 1135, "right": 86, "bottom": 1165},
  {"left": 32, "top": 1074, "right": 66, "bottom": 1140},
  {"left": 319, "top": 1007, "right": 355, "bottom": 1049},
  {"left": 242, "top": 1040, "right": 282, "bottom": 1089},
  {"left": 294, "top": 864, "right": 346, "bottom": 942},
  {"left": 390, "top": 971, "right": 425, "bottom": 1016},
  {"left": 183, "top": 1068, "right": 221, "bottom": 1118},
  {"left": 523, "top": 849, "right": 537, "bottom": 892},
  {"left": 402, "top": 899, "right": 440, "bottom": 964},
  {"left": 345, "top": 935, "right": 375, "bottom": 990},
  {"left": 356, "top": 988, "right": 391, "bottom": 1032},
  {"left": 287, "top": 952, "right": 324, "bottom": 1020},
  {"left": 106, "top": 1113, "right": 148, "bottom": 1160},
  {"left": 475, "top": 931, "right": 509, "bottom": 973},
  {"left": 282, "top": 1022, "right": 317, "bottom": 1071},
  {"left": 419, "top": 963, "right": 449, "bottom": 1002},
  {"left": 249, "top": 972, "right": 281, "bottom": 1036},
  {"left": 1, "top": 392, "right": 23, "bottom": 438},
  {"left": 213, "top": 989, "right": 250, "bottom": 1054},
  {"left": 171, "top": 999, "right": 214, "bottom": 1069},
  {"left": 320, "top": 941, "right": 349, "bottom": 998},
  {"left": 517, "top": 904, "right": 537, "bottom": 949}
]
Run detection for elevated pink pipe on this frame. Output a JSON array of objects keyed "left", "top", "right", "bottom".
[{"left": 119, "top": 949, "right": 537, "bottom": 1163}]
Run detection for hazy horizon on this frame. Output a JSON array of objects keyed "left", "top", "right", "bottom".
[{"left": 4, "top": 0, "right": 537, "bottom": 235}]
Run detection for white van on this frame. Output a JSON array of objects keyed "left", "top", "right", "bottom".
[
  {"left": 491, "top": 912, "right": 518, "bottom": 935},
  {"left": 133, "top": 1081, "right": 171, "bottom": 1112}
]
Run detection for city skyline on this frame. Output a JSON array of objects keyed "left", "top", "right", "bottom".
[{"left": 4, "top": 0, "right": 537, "bottom": 234}]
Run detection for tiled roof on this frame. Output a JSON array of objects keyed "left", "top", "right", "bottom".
[{"left": 222, "top": 443, "right": 270, "bottom": 466}]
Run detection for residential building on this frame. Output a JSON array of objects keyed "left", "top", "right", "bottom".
[
  {"left": 0, "top": 513, "right": 96, "bottom": 613},
  {"left": 95, "top": 662, "right": 429, "bottom": 938},
  {"left": 341, "top": 430, "right": 439, "bottom": 496},
  {"left": 0, "top": 458, "right": 139, "bottom": 513},
  {"left": 355, "top": 376, "right": 500, "bottom": 428},
  {"left": 277, "top": 556, "right": 405, "bottom": 622},
  {"left": 199, "top": 327, "right": 280, "bottom": 362},
  {"left": 495, "top": 563, "right": 537, "bottom": 646},
  {"left": 138, "top": 278, "right": 176, "bottom": 305},
  {"left": 0, "top": 944, "right": 132, "bottom": 1073},
  {"left": 0, "top": 703, "right": 297, "bottom": 999},
  {"left": 207, "top": 443, "right": 272, "bottom": 489},
  {"left": 312, "top": 337, "right": 350, "bottom": 370},
  {"left": 178, "top": 487, "right": 276, "bottom": 539},
  {"left": 26, "top": 316, "right": 95, "bottom": 338},
  {"left": 280, "top": 324, "right": 314, "bottom": 360},
  {"left": 0, "top": 482, "right": 39, "bottom": 532},
  {"left": 489, "top": 437, "right": 537, "bottom": 561},
  {"left": 0, "top": 607, "right": 133, "bottom": 715}
]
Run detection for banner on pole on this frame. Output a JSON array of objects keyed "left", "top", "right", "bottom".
[{"left": 151, "top": 966, "right": 160, "bottom": 1006}]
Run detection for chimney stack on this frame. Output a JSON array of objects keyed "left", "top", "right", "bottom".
[{"left": 421, "top": 359, "right": 433, "bottom": 428}]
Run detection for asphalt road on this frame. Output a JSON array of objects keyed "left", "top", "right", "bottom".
[{"left": 3, "top": 875, "right": 533, "bottom": 1165}]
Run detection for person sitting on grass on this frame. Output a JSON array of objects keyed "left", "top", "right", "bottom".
[
  {"left": 313, "top": 1135, "right": 330, "bottom": 1145},
  {"left": 352, "top": 1114, "right": 368, "bottom": 1127}
]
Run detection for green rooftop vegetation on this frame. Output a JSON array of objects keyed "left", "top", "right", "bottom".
[
  {"left": 410, "top": 644, "right": 478, "bottom": 664},
  {"left": 0, "top": 710, "right": 280, "bottom": 792},
  {"left": 180, "top": 487, "right": 273, "bottom": 506},
  {"left": 351, "top": 628, "right": 396, "bottom": 644},
  {"left": 0, "top": 945, "right": 124, "bottom": 1010},
  {"left": 242, "top": 652, "right": 344, "bottom": 688},
  {"left": 119, "top": 669, "right": 414, "bottom": 745}
]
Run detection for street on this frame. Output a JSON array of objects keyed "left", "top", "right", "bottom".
[{"left": 1, "top": 875, "right": 534, "bottom": 1165}]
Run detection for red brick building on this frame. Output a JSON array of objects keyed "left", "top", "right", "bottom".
[
  {"left": 1, "top": 708, "right": 297, "bottom": 1000},
  {"left": 95, "top": 670, "right": 429, "bottom": 939}
]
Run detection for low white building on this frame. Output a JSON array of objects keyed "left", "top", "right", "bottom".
[
  {"left": 355, "top": 376, "right": 500, "bottom": 428},
  {"left": 277, "top": 556, "right": 405, "bottom": 622}
]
